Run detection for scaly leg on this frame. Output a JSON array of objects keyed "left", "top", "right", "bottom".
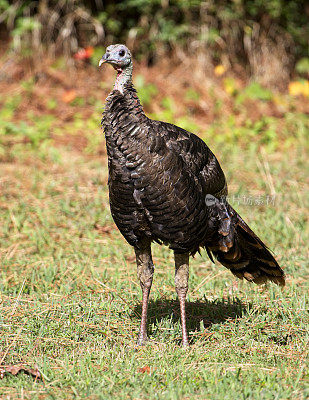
[
  {"left": 135, "top": 239, "right": 154, "bottom": 345},
  {"left": 174, "top": 252, "right": 190, "bottom": 348}
]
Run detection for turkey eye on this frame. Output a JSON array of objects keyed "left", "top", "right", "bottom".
[{"left": 119, "top": 50, "right": 125, "bottom": 57}]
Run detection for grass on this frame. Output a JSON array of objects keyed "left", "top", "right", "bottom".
[
  {"left": 0, "top": 61, "right": 308, "bottom": 399},
  {"left": 0, "top": 142, "right": 308, "bottom": 399}
]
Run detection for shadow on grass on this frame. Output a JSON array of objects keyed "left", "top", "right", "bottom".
[{"left": 133, "top": 297, "right": 249, "bottom": 343}]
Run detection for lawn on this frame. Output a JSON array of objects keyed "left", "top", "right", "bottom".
[{"left": 0, "top": 59, "right": 308, "bottom": 399}]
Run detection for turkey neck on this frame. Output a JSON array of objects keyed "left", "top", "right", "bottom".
[
  {"left": 113, "top": 62, "right": 133, "bottom": 94},
  {"left": 103, "top": 81, "right": 147, "bottom": 141}
]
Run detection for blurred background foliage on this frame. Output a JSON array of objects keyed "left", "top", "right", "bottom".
[
  {"left": 0, "top": 0, "right": 308, "bottom": 158},
  {"left": 0, "top": 0, "right": 308, "bottom": 87}
]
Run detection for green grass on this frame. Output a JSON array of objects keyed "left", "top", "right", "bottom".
[
  {"left": 0, "top": 66, "right": 308, "bottom": 398},
  {"left": 0, "top": 130, "right": 308, "bottom": 399}
]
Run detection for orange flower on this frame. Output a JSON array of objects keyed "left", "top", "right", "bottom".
[
  {"left": 62, "top": 89, "right": 77, "bottom": 103},
  {"left": 73, "top": 46, "right": 94, "bottom": 60}
]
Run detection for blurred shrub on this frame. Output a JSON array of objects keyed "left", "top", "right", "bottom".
[
  {"left": 295, "top": 58, "right": 309, "bottom": 76},
  {"left": 206, "top": 112, "right": 307, "bottom": 153},
  {"left": 0, "top": 1, "right": 308, "bottom": 86},
  {"left": 0, "top": 0, "right": 104, "bottom": 56},
  {"left": 236, "top": 82, "right": 273, "bottom": 104}
]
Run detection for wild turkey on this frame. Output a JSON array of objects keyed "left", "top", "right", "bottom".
[{"left": 99, "top": 44, "right": 285, "bottom": 347}]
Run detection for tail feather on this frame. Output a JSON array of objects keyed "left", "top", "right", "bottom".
[{"left": 208, "top": 205, "right": 285, "bottom": 286}]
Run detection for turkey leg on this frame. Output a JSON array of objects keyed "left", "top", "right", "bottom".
[
  {"left": 135, "top": 239, "right": 154, "bottom": 345},
  {"left": 174, "top": 252, "right": 190, "bottom": 347}
]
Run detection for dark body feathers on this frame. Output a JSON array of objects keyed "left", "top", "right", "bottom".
[{"left": 102, "top": 83, "right": 285, "bottom": 286}]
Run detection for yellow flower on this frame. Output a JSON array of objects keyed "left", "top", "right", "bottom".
[
  {"left": 288, "top": 80, "right": 309, "bottom": 97},
  {"left": 223, "top": 77, "right": 237, "bottom": 96},
  {"left": 214, "top": 65, "right": 226, "bottom": 76}
]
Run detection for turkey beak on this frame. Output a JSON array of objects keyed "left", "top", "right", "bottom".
[{"left": 99, "top": 53, "right": 108, "bottom": 67}]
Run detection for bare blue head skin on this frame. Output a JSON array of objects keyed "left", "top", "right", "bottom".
[{"left": 99, "top": 44, "right": 133, "bottom": 94}]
